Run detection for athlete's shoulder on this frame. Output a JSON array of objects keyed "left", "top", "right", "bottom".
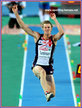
[
  {"left": 34, "top": 33, "right": 43, "bottom": 43},
  {"left": 51, "top": 35, "right": 57, "bottom": 45}
]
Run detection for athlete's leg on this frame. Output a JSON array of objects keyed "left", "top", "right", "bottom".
[
  {"left": 8, "top": 18, "right": 15, "bottom": 28},
  {"left": 46, "top": 75, "right": 55, "bottom": 96},
  {"left": 16, "top": 19, "right": 20, "bottom": 28},
  {"left": 44, "top": 75, "right": 55, "bottom": 101},
  {"left": 33, "top": 66, "right": 55, "bottom": 101},
  {"left": 32, "top": 66, "right": 51, "bottom": 93}
]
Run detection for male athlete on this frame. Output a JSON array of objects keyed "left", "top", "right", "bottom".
[{"left": 12, "top": 5, "right": 64, "bottom": 102}]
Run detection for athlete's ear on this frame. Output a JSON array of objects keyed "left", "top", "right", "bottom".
[
  {"left": 51, "top": 27, "right": 52, "bottom": 31},
  {"left": 41, "top": 26, "right": 44, "bottom": 31},
  {"left": 41, "top": 23, "right": 44, "bottom": 31}
]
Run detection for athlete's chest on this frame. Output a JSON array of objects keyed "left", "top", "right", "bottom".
[{"left": 37, "top": 38, "right": 53, "bottom": 51}]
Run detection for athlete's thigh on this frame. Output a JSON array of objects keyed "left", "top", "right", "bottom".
[{"left": 32, "top": 66, "right": 45, "bottom": 78}]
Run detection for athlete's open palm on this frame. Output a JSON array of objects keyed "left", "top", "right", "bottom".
[{"left": 50, "top": 13, "right": 56, "bottom": 20}]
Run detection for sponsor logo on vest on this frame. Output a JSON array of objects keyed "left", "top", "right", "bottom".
[{"left": 40, "top": 51, "right": 50, "bottom": 56}]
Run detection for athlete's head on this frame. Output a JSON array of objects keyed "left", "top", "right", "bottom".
[
  {"left": 41, "top": 20, "right": 53, "bottom": 28},
  {"left": 41, "top": 21, "right": 53, "bottom": 35}
]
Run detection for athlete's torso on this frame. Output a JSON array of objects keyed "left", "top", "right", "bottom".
[{"left": 33, "top": 34, "right": 56, "bottom": 66}]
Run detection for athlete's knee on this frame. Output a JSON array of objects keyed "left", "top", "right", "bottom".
[
  {"left": 32, "top": 67, "right": 37, "bottom": 76},
  {"left": 32, "top": 66, "right": 46, "bottom": 79},
  {"left": 32, "top": 67, "right": 36, "bottom": 74},
  {"left": 32, "top": 67, "right": 40, "bottom": 79}
]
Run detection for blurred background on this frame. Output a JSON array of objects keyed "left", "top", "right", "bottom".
[{"left": 2, "top": 1, "right": 80, "bottom": 17}]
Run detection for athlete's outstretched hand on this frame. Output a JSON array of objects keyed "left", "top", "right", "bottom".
[
  {"left": 50, "top": 12, "right": 56, "bottom": 20},
  {"left": 12, "top": 5, "right": 18, "bottom": 14}
]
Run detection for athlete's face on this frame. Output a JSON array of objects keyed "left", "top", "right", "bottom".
[{"left": 43, "top": 24, "right": 52, "bottom": 35}]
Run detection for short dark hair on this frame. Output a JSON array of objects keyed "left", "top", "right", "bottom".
[{"left": 41, "top": 20, "right": 53, "bottom": 28}]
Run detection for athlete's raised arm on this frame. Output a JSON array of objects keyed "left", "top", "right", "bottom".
[
  {"left": 50, "top": 13, "right": 64, "bottom": 41},
  {"left": 12, "top": 5, "right": 40, "bottom": 41}
]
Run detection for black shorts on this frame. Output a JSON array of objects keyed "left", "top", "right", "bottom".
[
  {"left": 8, "top": 18, "right": 20, "bottom": 28},
  {"left": 31, "top": 64, "right": 54, "bottom": 75}
]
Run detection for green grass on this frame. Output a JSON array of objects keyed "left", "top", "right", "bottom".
[
  {"left": 2, "top": 16, "right": 80, "bottom": 28},
  {"left": 2, "top": 34, "right": 25, "bottom": 106}
]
